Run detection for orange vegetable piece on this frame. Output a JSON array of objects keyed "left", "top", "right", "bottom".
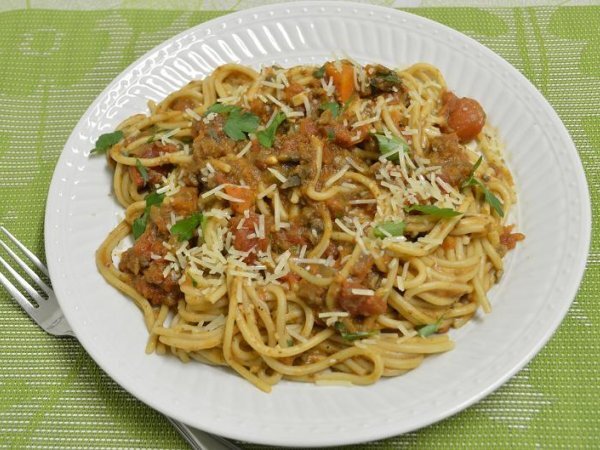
[
  {"left": 325, "top": 61, "right": 355, "bottom": 103},
  {"left": 224, "top": 185, "right": 255, "bottom": 214}
]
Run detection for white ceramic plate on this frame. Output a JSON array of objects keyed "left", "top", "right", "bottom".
[{"left": 45, "top": 2, "right": 590, "bottom": 447}]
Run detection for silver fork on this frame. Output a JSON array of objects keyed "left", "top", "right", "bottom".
[{"left": 0, "top": 226, "right": 239, "bottom": 450}]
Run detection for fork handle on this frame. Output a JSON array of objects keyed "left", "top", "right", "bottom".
[{"left": 166, "top": 417, "right": 240, "bottom": 450}]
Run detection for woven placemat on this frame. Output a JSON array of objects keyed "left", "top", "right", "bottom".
[{"left": 0, "top": 6, "right": 598, "bottom": 448}]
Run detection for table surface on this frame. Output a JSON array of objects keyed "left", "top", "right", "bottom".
[{"left": 0, "top": 2, "right": 598, "bottom": 448}]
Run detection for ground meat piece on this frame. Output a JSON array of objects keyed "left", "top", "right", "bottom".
[
  {"left": 274, "top": 132, "right": 314, "bottom": 163},
  {"left": 170, "top": 96, "right": 196, "bottom": 112},
  {"left": 169, "top": 187, "right": 199, "bottom": 216},
  {"left": 427, "top": 133, "right": 472, "bottom": 188},
  {"left": 119, "top": 226, "right": 181, "bottom": 307},
  {"left": 192, "top": 115, "right": 237, "bottom": 160},
  {"left": 296, "top": 280, "right": 326, "bottom": 307},
  {"left": 119, "top": 225, "right": 166, "bottom": 275},
  {"left": 337, "top": 280, "right": 386, "bottom": 317},
  {"left": 351, "top": 254, "right": 374, "bottom": 282},
  {"left": 271, "top": 223, "right": 310, "bottom": 253}
]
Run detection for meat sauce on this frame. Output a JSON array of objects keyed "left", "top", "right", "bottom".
[{"left": 117, "top": 64, "right": 519, "bottom": 326}]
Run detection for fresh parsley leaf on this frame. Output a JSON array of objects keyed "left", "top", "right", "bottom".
[
  {"left": 132, "top": 216, "right": 148, "bottom": 240},
  {"left": 257, "top": 112, "right": 286, "bottom": 148},
  {"left": 223, "top": 109, "right": 259, "bottom": 141},
  {"left": 373, "top": 221, "right": 405, "bottom": 239},
  {"left": 132, "top": 192, "right": 165, "bottom": 240},
  {"left": 334, "top": 321, "right": 378, "bottom": 341},
  {"left": 191, "top": 277, "right": 198, "bottom": 288},
  {"left": 404, "top": 204, "right": 461, "bottom": 218},
  {"left": 460, "top": 156, "right": 504, "bottom": 217},
  {"left": 373, "top": 133, "right": 409, "bottom": 162},
  {"left": 461, "top": 156, "right": 483, "bottom": 189},
  {"left": 91, "top": 130, "right": 124, "bottom": 154},
  {"left": 326, "top": 129, "right": 335, "bottom": 141},
  {"left": 320, "top": 101, "right": 341, "bottom": 118},
  {"left": 170, "top": 212, "right": 204, "bottom": 241},
  {"left": 206, "top": 103, "right": 239, "bottom": 115},
  {"left": 145, "top": 191, "right": 165, "bottom": 208},
  {"left": 418, "top": 315, "right": 444, "bottom": 337},
  {"left": 287, "top": 338, "right": 294, "bottom": 347},
  {"left": 418, "top": 323, "right": 439, "bottom": 337},
  {"left": 135, "top": 159, "right": 149, "bottom": 184},
  {"left": 313, "top": 65, "right": 325, "bottom": 78},
  {"left": 481, "top": 184, "right": 504, "bottom": 217}
]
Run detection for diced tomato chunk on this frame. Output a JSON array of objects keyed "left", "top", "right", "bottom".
[
  {"left": 337, "top": 280, "right": 387, "bottom": 317},
  {"left": 500, "top": 225, "right": 525, "bottom": 250},
  {"left": 230, "top": 213, "right": 268, "bottom": 263}
]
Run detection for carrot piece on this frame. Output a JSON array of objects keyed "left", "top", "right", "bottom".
[
  {"left": 325, "top": 61, "right": 355, "bottom": 103},
  {"left": 224, "top": 185, "right": 255, "bottom": 214}
]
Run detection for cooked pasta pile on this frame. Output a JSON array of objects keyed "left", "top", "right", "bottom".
[{"left": 95, "top": 60, "right": 524, "bottom": 392}]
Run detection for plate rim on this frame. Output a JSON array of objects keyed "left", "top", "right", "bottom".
[{"left": 44, "top": 1, "right": 592, "bottom": 446}]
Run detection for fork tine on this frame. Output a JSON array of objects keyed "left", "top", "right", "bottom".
[
  {"left": 0, "top": 226, "right": 49, "bottom": 277},
  {"left": 0, "top": 239, "right": 53, "bottom": 296},
  {"left": 0, "top": 267, "right": 36, "bottom": 314},
  {"left": 0, "top": 253, "right": 46, "bottom": 305}
]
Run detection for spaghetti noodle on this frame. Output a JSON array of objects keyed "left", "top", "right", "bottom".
[{"left": 95, "top": 60, "right": 524, "bottom": 392}]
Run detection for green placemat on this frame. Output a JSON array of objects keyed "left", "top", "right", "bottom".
[{"left": 0, "top": 6, "right": 598, "bottom": 449}]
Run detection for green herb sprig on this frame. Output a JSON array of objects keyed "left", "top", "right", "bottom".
[
  {"left": 170, "top": 212, "right": 204, "bottom": 242},
  {"left": 135, "top": 159, "right": 149, "bottom": 184},
  {"left": 373, "top": 221, "right": 405, "bottom": 239},
  {"left": 404, "top": 205, "right": 461, "bottom": 218},
  {"left": 90, "top": 130, "right": 124, "bottom": 155},
  {"left": 206, "top": 103, "right": 259, "bottom": 141},
  {"left": 417, "top": 316, "right": 445, "bottom": 337},
  {"left": 334, "top": 321, "right": 378, "bottom": 341},
  {"left": 461, "top": 156, "right": 504, "bottom": 217},
  {"left": 373, "top": 133, "right": 409, "bottom": 162},
  {"left": 132, "top": 192, "right": 165, "bottom": 239},
  {"left": 320, "top": 101, "right": 341, "bottom": 118},
  {"left": 257, "top": 112, "right": 286, "bottom": 148}
]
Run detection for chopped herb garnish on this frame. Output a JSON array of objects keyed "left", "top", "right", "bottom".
[
  {"left": 461, "top": 156, "right": 504, "bottom": 217},
  {"left": 170, "top": 212, "right": 204, "bottom": 242},
  {"left": 334, "top": 321, "right": 378, "bottom": 341},
  {"left": 461, "top": 156, "right": 483, "bottom": 189},
  {"left": 418, "top": 316, "right": 444, "bottom": 337},
  {"left": 90, "top": 130, "right": 124, "bottom": 155},
  {"left": 373, "top": 133, "right": 409, "bottom": 162},
  {"left": 417, "top": 323, "right": 439, "bottom": 337},
  {"left": 223, "top": 109, "right": 259, "bottom": 141},
  {"left": 257, "top": 112, "right": 286, "bottom": 148},
  {"left": 320, "top": 101, "right": 341, "bottom": 118},
  {"left": 135, "top": 159, "right": 149, "bottom": 184},
  {"left": 205, "top": 103, "right": 260, "bottom": 141},
  {"left": 287, "top": 338, "right": 294, "bottom": 347},
  {"left": 191, "top": 277, "right": 198, "bottom": 288},
  {"left": 404, "top": 204, "right": 461, "bottom": 218},
  {"left": 327, "top": 129, "right": 335, "bottom": 141},
  {"left": 313, "top": 65, "right": 326, "bottom": 79},
  {"left": 206, "top": 103, "right": 238, "bottom": 115},
  {"left": 373, "top": 221, "right": 405, "bottom": 239},
  {"left": 132, "top": 192, "right": 165, "bottom": 239}
]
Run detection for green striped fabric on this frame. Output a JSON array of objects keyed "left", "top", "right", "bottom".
[{"left": 0, "top": 6, "right": 598, "bottom": 449}]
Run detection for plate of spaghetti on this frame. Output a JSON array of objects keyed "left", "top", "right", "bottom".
[{"left": 45, "top": 1, "right": 590, "bottom": 446}]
